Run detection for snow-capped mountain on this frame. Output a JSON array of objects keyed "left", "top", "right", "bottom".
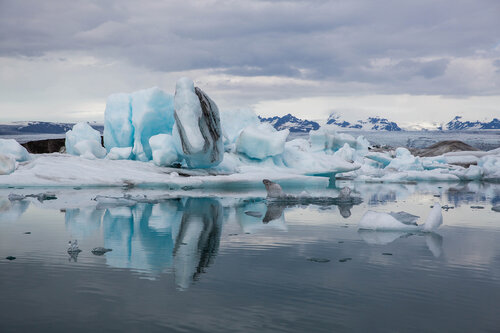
[
  {"left": 441, "top": 116, "right": 500, "bottom": 130},
  {"left": 326, "top": 113, "right": 402, "bottom": 131},
  {"left": 0, "top": 121, "right": 103, "bottom": 135},
  {"left": 259, "top": 114, "right": 320, "bottom": 133}
]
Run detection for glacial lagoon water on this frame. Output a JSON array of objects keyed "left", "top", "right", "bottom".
[{"left": 1, "top": 182, "right": 500, "bottom": 332}]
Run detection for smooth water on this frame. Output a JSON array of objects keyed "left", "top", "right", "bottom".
[{"left": 1, "top": 182, "right": 500, "bottom": 332}]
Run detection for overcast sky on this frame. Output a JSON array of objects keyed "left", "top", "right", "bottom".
[{"left": 1, "top": 0, "right": 499, "bottom": 126}]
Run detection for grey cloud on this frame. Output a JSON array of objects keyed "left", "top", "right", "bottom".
[{"left": 0, "top": 0, "right": 499, "bottom": 96}]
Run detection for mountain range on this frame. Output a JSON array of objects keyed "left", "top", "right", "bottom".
[
  {"left": 258, "top": 114, "right": 320, "bottom": 133},
  {"left": 0, "top": 121, "right": 103, "bottom": 135},
  {"left": 0, "top": 115, "right": 499, "bottom": 137},
  {"left": 261, "top": 114, "right": 500, "bottom": 133},
  {"left": 325, "top": 113, "right": 402, "bottom": 131},
  {"left": 439, "top": 116, "right": 500, "bottom": 131}
]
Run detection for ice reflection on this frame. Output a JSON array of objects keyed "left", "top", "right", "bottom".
[
  {"left": 66, "top": 198, "right": 222, "bottom": 289},
  {"left": 65, "top": 208, "right": 104, "bottom": 239},
  {"left": 358, "top": 230, "right": 443, "bottom": 257},
  {"left": 0, "top": 197, "right": 29, "bottom": 223}
]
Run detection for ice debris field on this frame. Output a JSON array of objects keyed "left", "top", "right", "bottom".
[{"left": 1, "top": 77, "right": 500, "bottom": 188}]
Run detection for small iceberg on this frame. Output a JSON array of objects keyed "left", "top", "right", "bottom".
[{"left": 358, "top": 203, "right": 443, "bottom": 231}]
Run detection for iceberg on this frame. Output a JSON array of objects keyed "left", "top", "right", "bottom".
[
  {"left": 220, "top": 108, "right": 260, "bottom": 144},
  {"left": 0, "top": 138, "right": 30, "bottom": 162},
  {"left": 65, "top": 122, "right": 106, "bottom": 159},
  {"left": 173, "top": 78, "right": 223, "bottom": 168},
  {"left": 236, "top": 123, "right": 289, "bottom": 160},
  {"left": 103, "top": 93, "right": 133, "bottom": 152},
  {"left": 131, "top": 87, "right": 175, "bottom": 161},
  {"left": 309, "top": 126, "right": 358, "bottom": 152}
]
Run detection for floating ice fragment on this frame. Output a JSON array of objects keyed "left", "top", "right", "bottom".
[
  {"left": 358, "top": 203, "right": 442, "bottom": 231},
  {"left": 65, "top": 122, "right": 106, "bottom": 159},
  {"left": 0, "top": 139, "right": 30, "bottom": 162}
]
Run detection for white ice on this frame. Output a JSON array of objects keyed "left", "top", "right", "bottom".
[
  {"left": 106, "top": 147, "right": 132, "bottom": 160},
  {"left": 173, "top": 78, "right": 205, "bottom": 154},
  {"left": 65, "top": 122, "right": 106, "bottom": 159},
  {"left": 358, "top": 203, "right": 442, "bottom": 231},
  {"left": 0, "top": 138, "right": 30, "bottom": 162},
  {"left": 172, "top": 77, "right": 224, "bottom": 168},
  {"left": 149, "top": 134, "right": 178, "bottom": 167},
  {"left": 236, "top": 123, "right": 289, "bottom": 160}
]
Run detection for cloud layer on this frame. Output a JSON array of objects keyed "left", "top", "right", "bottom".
[{"left": 0, "top": 0, "right": 499, "bottom": 121}]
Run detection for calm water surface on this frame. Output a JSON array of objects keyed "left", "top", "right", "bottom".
[{"left": 1, "top": 182, "right": 500, "bottom": 332}]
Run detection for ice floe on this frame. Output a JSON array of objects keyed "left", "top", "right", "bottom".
[{"left": 358, "top": 203, "right": 443, "bottom": 231}]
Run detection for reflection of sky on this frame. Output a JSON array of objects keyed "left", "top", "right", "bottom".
[
  {"left": 2, "top": 185, "right": 500, "bottom": 331},
  {"left": 1, "top": 182, "right": 500, "bottom": 289}
]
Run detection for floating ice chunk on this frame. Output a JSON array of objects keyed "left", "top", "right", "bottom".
[
  {"left": 378, "top": 169, "right": 461, "bottom": 182},
  {"left": 309, "top": 126, "right": 357, "bottom": 152},
  {"left": 385, "top": 148, "right": 423, "bottom": 171},
  {"left": 0, "top": 154, "right": 16, "bottom": 175},
  {"left": 444, "top": 155, "right": 478, "bottom": 165},
  {"left": 282, "top": 139, "right": 360, "bottom": 175},
  {"left": 358, "top": 211, "right": 420, "bottom": 231},
  {"left": 103, "top": 93, "right": 133, "bottom": 152},
  {"left": 478, "top": 155, "right": 500, "bottom": 180},
  {"left": 149, "top": 134, "right": 179, "bottom": 166},
  {"left": 365, "top": 152, "right": 393, "bottom": 167},
  {"left": 388, "top": 211, "right": 419, "bottom": 225},
  {"left": 451, "top": 165, "right": 483, "bottom": 180},
  {"left": 0, "top": 139, "right": 30, "bottom": 162},
  {"left": 236, "top": 123, "right": 289, "bottom": 160},
  {"left": 422, "top": 203, "right": 442, "bottom": 231},
  {"left": 131, "top": 87, "right": 175, "bottom": 161},
  {"left": 65, "top": 122, "right": 106, "bottom": 159},
  {"left": 356, "top": 136, "right": 370, "bottom": 154},
  {"left": 359, "top": 203, "right": 442, "bottom": 231},
  {"left": 173, "top": 78, "right": 223, "bottom": 168},
  {"left": 333, "top": 143, "right": 355, "bottom": 162},
  {"left": 106, "top": 147, "right": 132, "bottom": 160},
  {"left": 94, "top": 195, "right": 136, "bottom": 208},
  {"left": 220, "top": 108, "right": 260, "bottom": 144}
]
